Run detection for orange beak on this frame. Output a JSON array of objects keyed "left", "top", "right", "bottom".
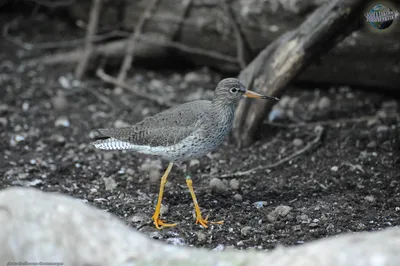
[{"left": 244, "top": 90, "right": 279, "bottom": 101}]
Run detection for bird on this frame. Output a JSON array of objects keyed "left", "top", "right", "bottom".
[{"left": 90, "top": 78, "right": 279, "bottom": 229}]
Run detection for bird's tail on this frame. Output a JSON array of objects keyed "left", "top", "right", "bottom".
[
  {"left": 90, "top": 129, "right": 135, "bottom": 150},
  {"left": 91, "top": 138, "right": 137, "bottom": 150}
]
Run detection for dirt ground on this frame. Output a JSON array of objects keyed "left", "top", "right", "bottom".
[{"left": 1, "top": 10, "right": 400, "bottom": 251}]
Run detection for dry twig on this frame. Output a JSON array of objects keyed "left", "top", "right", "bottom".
[
  {"left": 264, "top": 115, "right": 385, "bottom": 128},
  {"left": 116, "top": 0, "right": 161, "bottom": 87},
  {"left": 220, "top": 126, "right": 324, "bottom": 178},
  {"left": 75, "top": 0, "right": 102, "bottom": 80},
  {"left": 221, "top": 0, "right": 251, "bottom": 68},
  {"left": 96, "top": 68, "right": 174, "bottom": 108}
]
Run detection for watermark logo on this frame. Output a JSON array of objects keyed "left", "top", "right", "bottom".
[{"left": 364, "top": 3, "right": 399, "bottom": 29}]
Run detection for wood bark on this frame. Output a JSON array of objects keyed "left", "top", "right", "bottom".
[{"left": 66, "top": 0, "right": 400, "bottom": 90}]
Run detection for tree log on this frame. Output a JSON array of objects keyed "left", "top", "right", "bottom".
[
  {"left": 232, "top": 0, "right": 366, "bottom": 146},
  {"left": 65, "top": 0, "right": 400, "bottom": 90}
]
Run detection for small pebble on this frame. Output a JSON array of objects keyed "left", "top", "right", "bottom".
[
  {"left": 52, "top": 134, "right": 66, "bottom": 144},
  {"left": 150, "top": 232, "right": 162, "bottom": 239},
  {"left": 330, "top": 166, "right": 339, "bottom": 172},
  {"left": 209, "top": 177, "right": 227, "bottom": 193},
  {"left": 160, "top": 204, "right": 169, "bottom": 215},
  {"left": 184, "top": 72, "right": 203, "bottom": 83},
  {"left": 114, "top": 119, "right": 130, "bottom": 128},
  {"left": 196, "top": 232, "right": 207, "bottom": 244},
  {"left": 118, "top": 168, "right": 125, "bottom": 174},
  {"left": 149, "top": 79, "right": 164, "bottom": 90},
  {"left": 267, "top": 205, "right": 292, "bottom": 222},
  {"left": 326, "top": 223, "right": 335, "bottom": 233},
  {"left": 15, "top": 135, "right": 25, "bottom": 142},
  {"left": 22, "top": 101, "right": 29, "bottom": 111},
  {"left": 317, "top": 96, "right": 331, "bottom": 110},
  {"left": 229, "top": 179, "right": 240, "bottom": 190},
  {"left": 268, "top": 108, "right": 285, "bottom": 122},
  {"left": 58, "top": 76, "right": 71, "bottom": 89},
  {"left": 189, "top": 159, "right": 200, "bottom": 169},
  {"left": 51, "top": 92, "right": 68, "bottom": 111},
  {"left": 140, "top": 159, "right": 162, "bottom": 172},
  {"left": 366, "top": 141, "right": 376, "bottom": 148},
  {"left": 55, "top": 116, "right": 70, "bottom": 127},
  {"left": 130, "top": 214, "right": 147, "bottom": 223},
  {"left": 254, "top": 201, "right": 268, "bottom": 209},
  {"left": 367, "top": 118, "right": 379, "bottom": 127},
  {"left": 292, "top": 225, "right": 302, "bottom": 231},
  {"left": 364, "top": 195, "right": 375, "bottom": 203},
  {"left": 103, "top": 177, "right": 117, "bottom": 191},
  {"left": 149, "top": 169, "right": 161, "bottom": 183},
  {"left": 292, "top": 138, "right": 303, "bottom": 147},
  {"left": 309, "top": 222, "right": 318, "bottom": 228},
  {"left": 278, "top": 96, "right": 291, "bottom": 108},
  {"left": 0, "top": 117, "right": 7, "bottom": 127},
  {"left": 212, "top": 244, "right": 225, "bottom": 252},
  {"left": 126, "top": 168, "right": 135, "bottom": 175},
  {"left": 141, "top": 108, "right": 150, "bottom": 116},
  {"left": 18, "top": 173, "right": 29, "bottom": 179},
  {"left": 240, "top": 226, "right": 252, "bottom": 236},
  {"left": 233, "top": 193, "right": 243, "bottom": 202},
  {"left": 299, "top": 213, "right": 310, "bottom": 223},
  {"left": 26, "top": 179, "right": 43, "bottom": 187},
  {"left": 0, "top": 104, "right": 8, "bottom": 113},
  {"left": 113, "top": 87, "right": 123, "bottom": 95},
  {"left": 166, "top": 238, "right": 185, "bottom": 246},
  {"left": 103, "top": 152, "right": 113, "bottom": 160}
]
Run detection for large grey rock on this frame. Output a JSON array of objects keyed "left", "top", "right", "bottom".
[{"left": 0, "top": 187, "right": 400, "bottom": 266}]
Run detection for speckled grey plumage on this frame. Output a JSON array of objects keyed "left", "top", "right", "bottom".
[{"left": 91, "top": 78, "right": 245, "bottom": 162}]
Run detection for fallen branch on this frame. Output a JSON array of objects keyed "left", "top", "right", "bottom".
[
  {"left": 25, "top": 34, "right": 237, "bottom": 66},
  {"left": 75, "top": 0, "right": 102, "bottom": 80},
  {"left": 96, "top": 68, "right": 174, "bottom": 108},
  {"left": 116, "top": 0, "right": 161, "bottom": 87},
  {"left": 220, "top": 125, "right": 324, "bottom": 178},
  {"left": 232, "top": 0, "right": 365, "bottom": 147}
]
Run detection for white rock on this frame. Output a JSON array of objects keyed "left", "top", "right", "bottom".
[{"left": 55, "top": 116, "right": 70, "bottom": 127}]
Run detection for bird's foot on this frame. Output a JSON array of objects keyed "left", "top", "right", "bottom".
[
  {"left": 195, "top": 214, "right": 224, "bottom": 228},
  {"left": 152, "top": 216, "right": 177, "bottom": 230}
]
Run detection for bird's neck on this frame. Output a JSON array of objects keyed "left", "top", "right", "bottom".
[{"left": 211, "top": 101, "right": 237, "bottom": 125}]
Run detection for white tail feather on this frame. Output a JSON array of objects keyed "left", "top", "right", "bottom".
[{"left": 92, "top": 138, "right": 135, "bottom": 150}]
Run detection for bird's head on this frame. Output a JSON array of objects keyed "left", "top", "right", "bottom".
[{"left": 212, "top": 78, "right": 279, "bottom": 106}]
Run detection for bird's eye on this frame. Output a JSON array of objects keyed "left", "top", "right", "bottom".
[{"left": 230, "top": 88, "right": 238, "bottom": 93}]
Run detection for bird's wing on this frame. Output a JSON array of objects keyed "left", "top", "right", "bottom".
[{"left": 93, "top": 100, "right": 212, "bottom": 147}]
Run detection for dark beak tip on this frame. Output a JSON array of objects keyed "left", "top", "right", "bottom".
[{"left": 262, "top": 96, "right": 280, "bottom": 101}]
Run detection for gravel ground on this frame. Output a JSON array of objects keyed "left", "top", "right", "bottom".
[{"left": 1, "top": 10, "right": 400, "bottom": 251}]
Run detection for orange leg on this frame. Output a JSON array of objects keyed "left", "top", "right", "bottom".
[
  {"left": 186, "top": 175, "right": 224, "bottom": 228},
  {"left": 152, "top": 162, "right": 177, "bottom": 229}
]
